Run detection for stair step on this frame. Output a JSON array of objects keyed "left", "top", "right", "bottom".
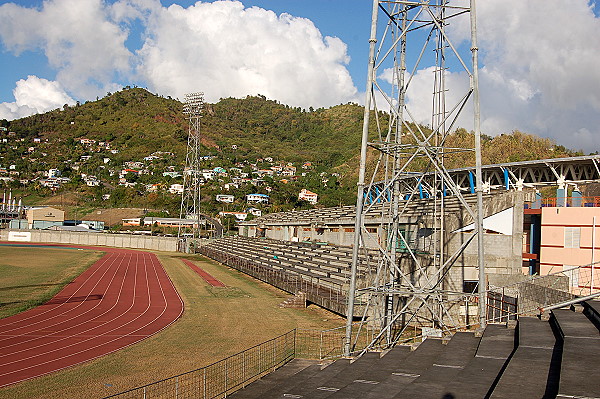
[
  {"left": 283, "top": 352, "right": 383, "bottom": 399},
  {"left": 558, "top": 339, "right": 600, "bottom": 398},
  {"left": 441, "top": 325, "right": 515, "bottom": 399},
  {"left": 553, "top": 308, "right": 600, "bottom": 398},
  {"left": 228, "top": 359, "right": 320, "bottom": 399},
  {"left": 491, "top": 317, "right": 560, "bottom": 398},
  {"left": 442, "top": 356, "right": 509, "bottom": 399},
  {"left": 552, "top": 308, "right": 600, "bottom": 338},
  {"left": 262, "top": 358, "right": 352, "bottom": 398},
  {"left": 585, "top": 299, "right": 600, "bottom": 315},
  {"left": 490, "top": 346, "right": 560, "bottom": 399},
  {"left": 237, "top": 362, "right": 324, "bottom": 399},
  {"left": 361, "top": 339, "right": 446, "bottom": 399},
  {"left": 475, "top": 324, "right": 515, "bottom": 359},
  {"left": 583, "top": 300, "right": 600, "bottom": 329},
  {"left": 387, "top": 332, "right": 480, "bottom": 399},
  {"left": 517, "top": 316, "right": 556, "bottom": 349}
]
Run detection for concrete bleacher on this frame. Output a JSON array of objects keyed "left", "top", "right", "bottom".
[
  {"left": 202, "top": 236, "right": 360, "bottom": 285},
  {"left": 198, "top": 236, "right": 377, "bottom": 315},
  {"left": 241, "top": 195, "right": 487, "bottom": 227},
  {"left": 230, "top": 300, "right": 600, "bottom": 399}
]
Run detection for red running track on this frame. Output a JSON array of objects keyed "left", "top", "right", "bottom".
[
  {"left": 182, "top": 259, "right": 226, "bottom": 287},
  {"left": 0, "top": 244, "right": 184, "bottom": 388}
]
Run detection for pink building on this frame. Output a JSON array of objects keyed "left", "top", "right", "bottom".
[{"left": 524, "top": 196, "right": 600, "bottom": 294}]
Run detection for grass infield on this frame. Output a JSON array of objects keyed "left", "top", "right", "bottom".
[
  {"left": 0, "top": 246, "right": 104, "bottom": 320},
  {"left": 0, "top": 251, "right": 344, "bottom": 399}
]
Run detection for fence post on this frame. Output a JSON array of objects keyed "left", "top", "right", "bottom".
[
  {"left": 293, "top": 329, "right": 297, "bottom": 360},
  {"left": 319, "top": 330, "right": 323, "bottom": 360},
  {"left": 175, "top": 376, "right": 179, "bottom": 399},
  {"left": 203, "top": 368, "right": 206, "bottom": 399},
  {"left": 242, "top": 350, "right": 246, "bottom": 388},
  {"left": 143, "top": 386, "right": 146, "bottom": 399},
  {"left": 272, "top": 340, "right": 276, "bottom": 371}
]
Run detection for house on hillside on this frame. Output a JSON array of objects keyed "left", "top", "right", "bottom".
[
  {"left": 246, "top": 193, "right": 269, "bottom": 204},
  {"left": 282, "top": 166, "right": 297, "bottom": 176},
  {"left": 247, "top": 207, "right": 262, "bottom": 217},
  {"left": 219, "top": 211, "right": 248, "bottom": 221},
  {"left": 298, "top": 189, "right": 318, "bottom": 204},
  {"left": 169, "top": 184, "right": 184, "bottom": 194},
  {"left": 85, "top": 176, "right": 100, "bottom": 187},
  {"left": 79, "top": 138, "right": 96, "bottom": 146},
  {"left": 216, "top": 194, "right": 235, "bottom": 203},
  {"left": 144, "top": 217, "right": 200, "bottom": 228},
  {"left": 163, "top": 171, "right": 182, "bottom": 178}
]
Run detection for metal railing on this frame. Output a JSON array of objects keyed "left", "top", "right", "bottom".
[
  {"left": 525, "top": 196, "right": 600, "bottom": 208},
  {"left": 295, "top": 324, "right": 378, "bottom": 360},
  {"left": 198, "top": 246, "right": 348, "bottom": 314},
  {"left": 486, "top": 261, "right": 600, "bottom": 321},
  {"left": 103, "top": 324, "right": 384, "bottom": 399},
  {"left": 103, "top": 330, "right": 295, "bottom": 399}
]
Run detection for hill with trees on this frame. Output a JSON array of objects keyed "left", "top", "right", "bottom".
[{"left": 0, "top": 87, "right": 583, "bottom": 226}]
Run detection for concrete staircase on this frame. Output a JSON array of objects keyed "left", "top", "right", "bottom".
[
  {"left": 230, "top": 300, "right": 600, "bottom": 399},
  {"left": 279, "top": 292, "right": 307, "bottom": 308}
]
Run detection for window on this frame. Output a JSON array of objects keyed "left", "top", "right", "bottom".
[
  {"left": 564, "top": 266, "right": 580, "bottom": 287},
  {"left": 564, "top": 227, "right": 581, "bottom": 248},
  {"left": 463, "top": 280, "right": 478, "bottom": 293}
]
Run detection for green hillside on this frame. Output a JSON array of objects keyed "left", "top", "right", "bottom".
[{"left": 0, "top": 87, "right": 583, "bottom": 224}]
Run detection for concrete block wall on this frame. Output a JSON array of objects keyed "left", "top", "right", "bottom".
[{"left": 1, "top": 229, "right": 179, "bottom": 252}]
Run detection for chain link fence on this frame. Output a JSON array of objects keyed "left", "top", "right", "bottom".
[
  {"left": 198, "top": 246, "right": 349, "bottom": 314},
  {"left": 102, "top": 330, "right": 295, "bottom": 399},
  {"left": 295, "top": 324, "right": 378, "bottom": 360}
]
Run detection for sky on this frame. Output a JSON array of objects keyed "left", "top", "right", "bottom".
[{"left": 1, "top": 0, "right": 600, "bottom": 152}]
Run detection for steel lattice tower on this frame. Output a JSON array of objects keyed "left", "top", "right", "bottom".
[
  {"left": 344, "top": 0, "right": 485, "bottom": 355},
  {"left": 179, "top": 92, "right": 205, "bottom": 240}
]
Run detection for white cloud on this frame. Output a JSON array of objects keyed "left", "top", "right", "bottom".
[
  {"left": 0, "top": 76, "right": 75, "bottom": 120},
  {"left": 445, "top": 0, "right": 600, "bottom": 152},
  {"left": 0, "top": 0, "right": 132, "bottom": 99},
  {"left": 2, "top": 0, "right": 598, "bottom": 153},
  {"left": 0, "top": 0, "right": 357, "bottom": 112},
  {"left": 135, "top": 1, "right": 357, "bottom": 108}
]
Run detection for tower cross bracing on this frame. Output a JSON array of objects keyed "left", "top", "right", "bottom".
[
  {"left": 344, "top": 0, "right": 485, "bottom": 355},
  {"left": 179, "top": 92, "right": 205, "bottom": 239}
]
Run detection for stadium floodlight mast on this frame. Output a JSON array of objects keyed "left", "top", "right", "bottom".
[
  {"left": 344, "top": 0, "right": 485, "bottom": 356},
  {"left": 179, "top": 92, "right": 205, "bottom": 243}
]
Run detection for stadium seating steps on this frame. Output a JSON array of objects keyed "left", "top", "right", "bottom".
[
  {"left": 200, "top": 235, "right": 378, "bottom": 289},
  {"left": 230, "top": 301, "right": 600, "bottom": 399}
]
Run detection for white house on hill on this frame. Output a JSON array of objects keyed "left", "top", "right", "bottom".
[{"left": 298, "top": 189, "right": 318, "bottom": 204}]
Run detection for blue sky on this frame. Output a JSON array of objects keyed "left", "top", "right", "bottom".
[{"left": 1, "top": 0, "right": 600, "bottom": 152}]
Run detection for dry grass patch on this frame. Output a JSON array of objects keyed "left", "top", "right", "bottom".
[
  {"left": 0, "top": 253, "right": 343, "bottom": 399},
  {"left": 0, "top": 246, "right": 104, "bottom": 319}
]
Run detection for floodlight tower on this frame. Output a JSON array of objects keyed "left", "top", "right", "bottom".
[
  {"left": 344, "top": 0, "right": 484, "bottom": 355},
  {"left": 179, "top": 92, "right": 205, "bottom": 240}
]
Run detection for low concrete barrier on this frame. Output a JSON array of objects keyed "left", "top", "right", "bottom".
[{"left": 0, "top": 229, "right": 179, "bottom": 252}]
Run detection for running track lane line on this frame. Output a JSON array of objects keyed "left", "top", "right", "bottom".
[
  {"left": 181, "top": 259, "right": 226, "bottom": 287},
  {"left": 0, "top": 244, "right": 184, "bottom": 388}
]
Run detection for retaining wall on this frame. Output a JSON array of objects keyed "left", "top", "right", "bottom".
[{"left": 0, "top": 229, "right": 179, "bottom": 252}]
